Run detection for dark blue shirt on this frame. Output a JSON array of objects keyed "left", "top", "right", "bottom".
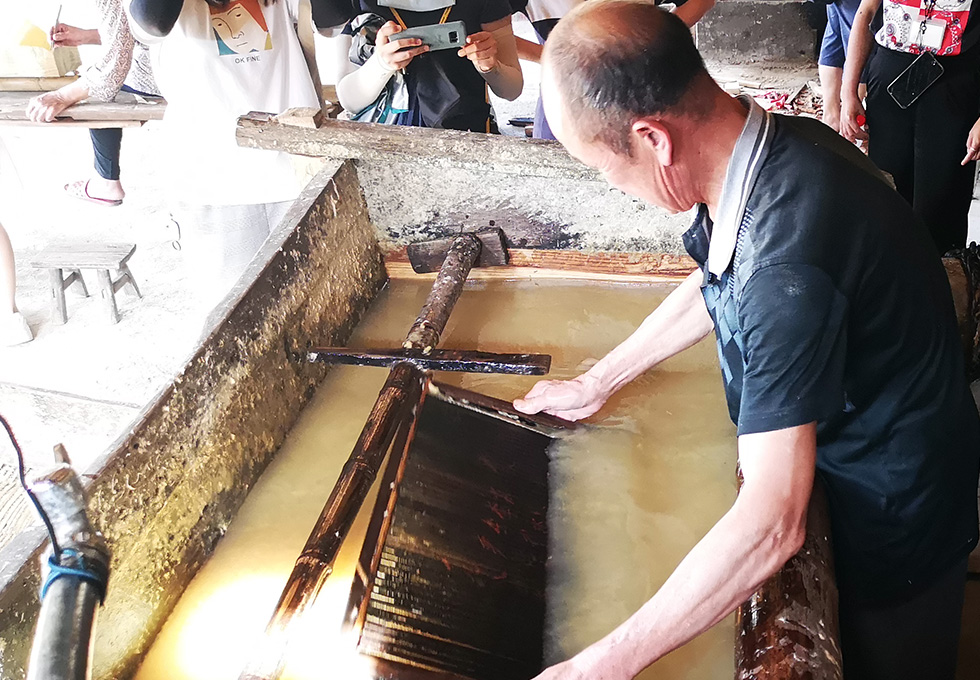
[{"left": 684, "top": 102, "right": 980, "bottom": 602}]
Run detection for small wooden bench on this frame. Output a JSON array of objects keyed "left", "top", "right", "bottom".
[{"left": 30, "top": 243, "right": 141, "bottom": 324}]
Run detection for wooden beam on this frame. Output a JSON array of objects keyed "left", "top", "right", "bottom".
[
  {"left": 237, "top": 113, "right": 600, "bottom": 181},
  {"left": 385, "top": 248, "right": 697, "bottom": 283},
  {"left": 735, "top": 480, "right": 842, "bottom": 680},
  {"left": 0, "top": 91, "right": 165, "bottom": 124}
]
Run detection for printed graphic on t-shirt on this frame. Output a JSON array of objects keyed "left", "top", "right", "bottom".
[
  {"left": 210, "top": 0, "right": 273, "bottom": 55},
  {"left": 878, "top": 0, "right": 974, "bottom": 55}
]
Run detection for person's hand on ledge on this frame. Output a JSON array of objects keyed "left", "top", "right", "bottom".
[{"left": 26, "top": 91, "right": 75, "bottom": 123}]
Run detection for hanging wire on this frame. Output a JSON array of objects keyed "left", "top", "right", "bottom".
[{"left": 0, "top": 413, "right": 61, "bottom": 557}]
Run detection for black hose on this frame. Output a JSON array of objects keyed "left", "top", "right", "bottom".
[{"left": 0, "top": 413, "right": 61, "bottom": 556}]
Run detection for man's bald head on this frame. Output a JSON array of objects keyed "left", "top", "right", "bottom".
[{"left": 544, "top": 0, "right": 711, "bottom": 154}]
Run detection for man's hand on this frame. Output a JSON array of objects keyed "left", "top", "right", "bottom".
[
  {"left": 49, "top": 23, "right": 100, "bottom": 47},
  {"left": 26, "top": 91, "right": 73, "bottom": 123},
  {"left": 963, "top": 117, "right": 980, "bottom": 165},
  {"left": 458, "top": 31, "right": 498, "bottom": 72},
  {"left": 839, "top": 94, "right": 868, "bottom": 142},
  {"left": 376, "top": 21, "right": 429, "bottom": 71},
  {"left": 514, "top": 373, "right": 609, "bottom": 421}
]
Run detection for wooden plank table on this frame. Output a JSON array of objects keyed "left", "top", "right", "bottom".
[{"left": 0, "top": 91, "right": 166, "bottom": 128}]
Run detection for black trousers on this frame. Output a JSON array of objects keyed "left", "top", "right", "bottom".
[
  {"left": 866, "top": 49, "right": 980, "bottom": 256},
  {"left": 839, "top": 558, "right": 968, "bottom": 680},
  {"left": 89, "top": 128, "right": 123, "bottom": 181}
]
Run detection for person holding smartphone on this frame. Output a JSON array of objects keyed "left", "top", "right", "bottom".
[
  {"left": 334, "top": 0, "right": 523, "bottom": 132},
  {"left": 840, "top": 0, "right": 980, "bottom": 256}
]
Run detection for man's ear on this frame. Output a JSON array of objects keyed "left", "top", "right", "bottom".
[{"left": 631, "top": 118, "right": 674, "bottom": 167}]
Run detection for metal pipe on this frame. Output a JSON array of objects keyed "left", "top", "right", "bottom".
[{"left": 25, "top": 450, "right": 110, "bottom": 680}]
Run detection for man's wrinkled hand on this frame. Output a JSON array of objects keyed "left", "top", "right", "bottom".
[
  {"left": 458, "top": 31, "right": 498, "bottom": 73},
  {"left": 513, "top": 373, "right": 608, "bottom": 422}
]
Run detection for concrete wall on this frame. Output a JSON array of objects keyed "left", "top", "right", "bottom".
[
  {"left": 237, "top": 117, "right": 695, "bottom": 257},
  {"left": 0, "top": 160, "right": 386, "bottom": 680},
  {"left": 699, "top": 0, "right": 819, "bottom": 63}
]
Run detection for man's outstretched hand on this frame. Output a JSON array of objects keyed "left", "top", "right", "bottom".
[{"left": 513, "top": 373, "right": 609, "bottom": 422}]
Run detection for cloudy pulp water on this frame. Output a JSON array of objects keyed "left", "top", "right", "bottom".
[{"left": 135, "top": 279, "right": 737, "bottom": 680}]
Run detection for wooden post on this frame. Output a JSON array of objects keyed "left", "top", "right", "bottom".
[
  {"left": 403, "top": 234, "right": 482, "bottom": 353},
  {"left": 96, "top": 269, "right": 120, "bottom": 324},
  {"left": 48, "top": 268, "right": 68, "bottom": 324},
  {"left": 735, "top": 480, "right": 842, "bottom": 680}
]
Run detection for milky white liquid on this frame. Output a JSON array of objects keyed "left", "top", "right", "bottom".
[{"left": 135, "top": 279, "right": 737, "bottom": 680}]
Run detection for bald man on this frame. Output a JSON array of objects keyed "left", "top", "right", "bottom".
[{"left": 514, "top": 3, "right": 980, "bottom": 678}]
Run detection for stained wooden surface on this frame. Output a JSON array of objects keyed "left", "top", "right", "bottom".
[
  {"left": 386, "top": 247, "right": 697, "bottom": 283},
  {"left": 0, "top": 92, "right": 165, "bottom": 126},
  {"left": 406, "top": 228, "right": 508, "bottom": 273},
  {"left": 735, "top": 481, "right": 842, "bottom": 680},
  {"left": 348, "top": 393, "right": 551, "bottom": 680},
  {"left": 307, "top": 347, "right": 551, "bottom": 375}
]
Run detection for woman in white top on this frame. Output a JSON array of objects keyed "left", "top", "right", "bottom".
[{"left": 126, "top": 0, "right": 320, "bottom": 307}]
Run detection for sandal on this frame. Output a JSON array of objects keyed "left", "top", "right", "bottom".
[
  {"left": 0, "top": 312, "right": 33, "bottom": 347},
  {"left": 64, "top": 180, "right": 123, "bottom": 207}
]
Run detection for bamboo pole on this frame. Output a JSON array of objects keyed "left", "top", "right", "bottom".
[
  {"left": 403, "top": 234, "right": 481, "bottom": 353},
  {"left": 240, "top": 234, "right": 485, "bottom": 680},
  {"left": 239, "top": 362, "right": 425, "bottom": 680}
]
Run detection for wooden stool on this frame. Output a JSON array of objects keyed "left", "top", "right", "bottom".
[{"left": 30, "top": 243, "right": 142, "bottom": 324}]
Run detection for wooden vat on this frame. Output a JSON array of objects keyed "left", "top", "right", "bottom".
[{"left": 2, "top": 119, "right": 940, "bottom": 680}]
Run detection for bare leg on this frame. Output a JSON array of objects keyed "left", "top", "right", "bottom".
[
  {"left": 0, "top": 222, "right": 32, "bottom": 345},
  {"left": 819, "top": 65, "right": 843, "bottom": 133},
  {"left": 0, "top": 222, "right": 17, "bottom": 315}
]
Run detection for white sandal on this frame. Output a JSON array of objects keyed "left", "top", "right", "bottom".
[{"left": 1, "top": 312, "right": 34, "bottom": 346}]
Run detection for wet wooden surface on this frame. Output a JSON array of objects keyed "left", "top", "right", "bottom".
[
  {"left": 735, "top": 481, "right": 842, "bottom": 680},
  {"left": 307, "top": 347, "right": 551, "bottom": 375},
  {"left": 348, "top": 393, "right": 551, "bottom": 680}
]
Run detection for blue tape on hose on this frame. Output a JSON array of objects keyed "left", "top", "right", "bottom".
[{"left": 41, "top": 550, "right": 107, "bottom": 604}]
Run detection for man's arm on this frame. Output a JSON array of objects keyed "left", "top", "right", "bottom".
[
  {"left": 673, "top": 0, "right": 716, "bottom": 27},
  {"left": 536, "top": 423, "right": 816, "bottom": 680},
  {"left": 840, "top": 0, "right": 881, "bottom": 141},
  {"left": 516, "top": 36, "right": 544, "bottom": 63},
  {"left": 514, "top": 269, "right": 713, "bottom": 421},
  {"left": 127, "top": 0, "right": 184, "bottom": 38}
]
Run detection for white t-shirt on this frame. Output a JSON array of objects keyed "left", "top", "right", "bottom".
[{"left": 129, "top": 0, "right": 319, "bottom": 206}]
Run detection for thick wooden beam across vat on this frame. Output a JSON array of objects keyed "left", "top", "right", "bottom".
[
  {"left": 0, "top": 160, "right": 386, "bottom": 679},
  {"left": 238, "top": 114, "right": 596, "bottom": 181}
]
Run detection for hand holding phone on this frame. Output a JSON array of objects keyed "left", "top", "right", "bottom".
[
  {"left": 397, "top": 21, "right": 467, "bottom": 52},
  {"left": 376, "top": 21, "right": 429, "bottom": 71}
]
